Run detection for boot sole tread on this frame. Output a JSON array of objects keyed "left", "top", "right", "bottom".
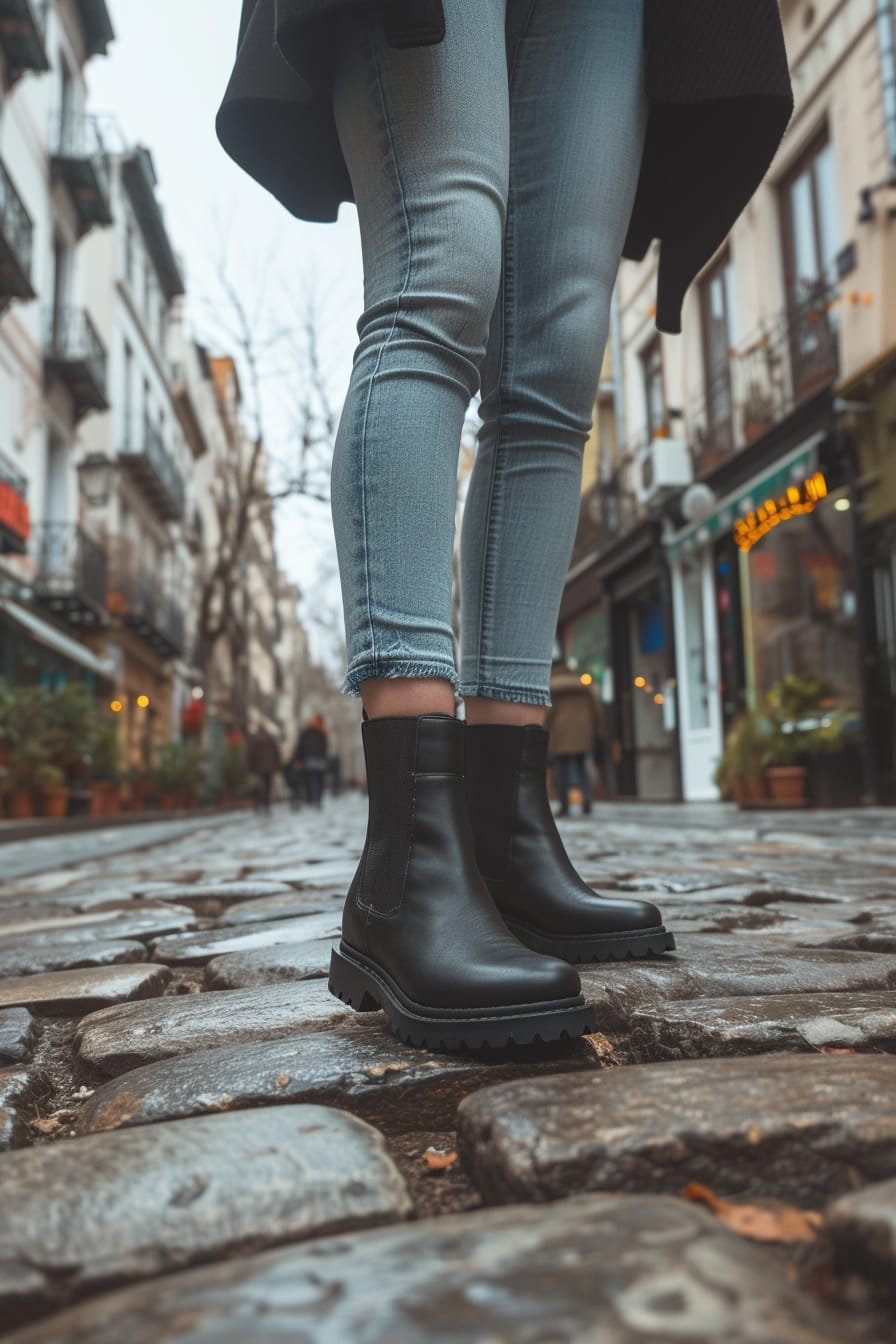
[{"left": 328, "top": 944, "right": 596, "bottom": 1051}]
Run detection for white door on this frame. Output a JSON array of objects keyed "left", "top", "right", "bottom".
[{"left": 672, "top": 551, "right": 724, "bottom": 800}]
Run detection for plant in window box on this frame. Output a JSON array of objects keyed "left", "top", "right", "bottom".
[
  {"left": 712, "top": 709, "right": 771, "bottom": 804},
  {"left": 741, "top": 382, "right": 775, "bottom": 443}
]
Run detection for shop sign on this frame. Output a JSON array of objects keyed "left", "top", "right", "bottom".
[
  {"left": 666, "top": 431, "right": 826, "bottom": 564},
  {"left": 734, "top": 471, "right": 828, "bottom": 552},
  {"left": 0, "top": 479, "right": 29, "bottom": 543}
]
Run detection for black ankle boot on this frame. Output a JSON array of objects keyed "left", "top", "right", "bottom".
[
  {"left": 464, "top": 722, "right": 676, "bottom": 963},
  {"left": 328, "top": 712, "right": 595, "bottom": 1049}
]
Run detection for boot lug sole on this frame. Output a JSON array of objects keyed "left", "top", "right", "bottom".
[
  {"left": 506, "top": 922, "right": 676, "bottom": 964},
  {"left": 328, "top": 943, "right": 596, "bottom": 1052}
]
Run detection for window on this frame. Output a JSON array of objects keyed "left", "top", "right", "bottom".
[
  {"left": 122, "top": 341, "right": 133, "bottom": 449},
  {"left": 779, "top": 129, "right": 840, "bottom": 401},
  {"left": 698, "top": 249, "right": 737, "bottom": 467},
  {"left": 641, "top": 336, "right": 665, "bottom": 438},
  {"left": 124, "top": 216, "right": 135, "bottom": 287}
]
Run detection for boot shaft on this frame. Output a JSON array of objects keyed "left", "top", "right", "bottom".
[
  {"left": 349, "top": 712, "right": 463, "bottom": 921},
  {"left": 464, "top": 722, "right": 551, "bottom": 880}
]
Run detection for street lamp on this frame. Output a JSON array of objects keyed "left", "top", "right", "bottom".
[{"left": 77, "top": 452, "right": 116, "bottom": 507}]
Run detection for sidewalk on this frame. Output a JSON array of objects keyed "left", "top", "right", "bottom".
[{"left": 0, "top": 797, "right": 893, "bottom": 1341}]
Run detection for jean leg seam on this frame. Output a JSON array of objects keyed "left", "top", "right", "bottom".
[
  {"left": 473, "top": 0, "right": 539, "bottom": 687},
  {"left": 359, "top": 16, "right": 415, "bottom": 671}
]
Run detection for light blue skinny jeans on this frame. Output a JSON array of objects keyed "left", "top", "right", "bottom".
[{"left": 330, "top": 0, "right": 648, "bottom": 706}]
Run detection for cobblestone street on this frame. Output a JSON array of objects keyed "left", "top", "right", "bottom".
[{"left": 1, "top": 796, "right": 895, "bottom": 1341}]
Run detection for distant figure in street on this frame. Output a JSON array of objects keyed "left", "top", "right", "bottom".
[
  {"left": 545, "top": 659, "right": 604, "bottom": 817},
  {"left": 327, "top": 753, "right": 342, "bottom": 797},
  {"left": 247, "top": 726, "right": 282, "bottom": 815},
  {"left": 293, "top": 714, "right": 329, "bottom": 808}
]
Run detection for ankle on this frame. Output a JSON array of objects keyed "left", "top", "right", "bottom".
[
  {"left": 361, "top": 676, "right": 456, "bottom": 720},
  {"left": 464, "top": 697, "right": 546, "bottom": 727}
]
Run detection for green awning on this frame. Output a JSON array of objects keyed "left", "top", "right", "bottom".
[{"left": 666, "top": 432, "right": 826, "bottom": 564}]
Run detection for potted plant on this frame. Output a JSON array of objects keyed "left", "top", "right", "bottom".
[
  {"left": 89, "top": 723, "right": 121, "bottom": 814},
  {"left": 155, "top": 741, "right": 184, "bottom": 810},
  {"left": 763, "top": 675, "right": 833, "bottom": 805},
  {"left": 1, "top": 686, "right": 52, "bottom": 818},
  {"left": 741, "top": 381, "right": 775, "bottom": 443},
  {"left": 713, "top": 710, "right": 770, "bottom": 804},
  {"left": 37, "top": 762, "right": 70, "bottom": 818}
]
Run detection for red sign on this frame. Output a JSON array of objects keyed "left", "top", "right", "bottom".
[{"left": 0, "top": 481, "right": 29, "bottom": 541}]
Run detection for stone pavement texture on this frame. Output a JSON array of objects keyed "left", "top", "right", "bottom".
[{"left": 0, "top": 795, "right": 894, "bottom": 1339}]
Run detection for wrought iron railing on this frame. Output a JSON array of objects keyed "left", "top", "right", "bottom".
[
  {"left": 32, "top": 522, "right": 107, "bottom": 609},
  {"left": 50, "top": 111, "right": 111, "bottom": 195},
  {"left": 119, "top": 414, "right": 186, "bottom": 518},
  {"left": 688, "top": 278, "right": 841, "bottom": 476},
  {"left": 0, "top": 155, "right": 34, "bottom": 284},
  {"left": 44, "top": 306, "right": 108, "bottom": 393},
  {"left": 0, "top": 447, "right": 27, "bottom": 498},
  {"left": 107, "top": 537, "right": 185, "bottom": 655}
]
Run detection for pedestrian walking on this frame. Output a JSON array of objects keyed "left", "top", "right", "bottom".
[
  {"left": 218, "top": 0, "right": 792, "bottom": 1047},
  {"left": 293, "top": 715, "right": 329, "bottom": 809},
  {"left": 247, "top": 725, "right": 281, "bottom": 816},
  {"left": 327, "top": 753, "right": 342, "bottom": 797},
  {"left": 545, "top": 660, "right": 604, "bottom": 817}
]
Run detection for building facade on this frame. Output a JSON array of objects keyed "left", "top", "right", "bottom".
[
  {"left": 0, "top": 1, "right": 326, "bottom": 801},
  {"left": 559, "top": 0, "right": 896, "bottom": 805}
]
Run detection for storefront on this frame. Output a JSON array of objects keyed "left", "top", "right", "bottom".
[
  {"left": 838, "top": 341, "right": 896, "bottom": 804},
  {"left": 0, "top": 596, "right": 115, "bottom": 689},
  {"left": 667, "top": 428, "right": 866, "bottom": 798},
  {"left": 597, "top": 521, "right": 680, "bottom": 801}
]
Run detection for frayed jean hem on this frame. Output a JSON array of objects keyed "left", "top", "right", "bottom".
[
  {"left": 341, "top": 659, "right": 462, "bottom": 698},
  {"left": 458, "top": 681, "right": 552, "bottom": 708}
]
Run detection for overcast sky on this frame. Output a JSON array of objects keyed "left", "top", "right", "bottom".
[{"left": 87, "top": 0, "right": 366, "bottom": 667}]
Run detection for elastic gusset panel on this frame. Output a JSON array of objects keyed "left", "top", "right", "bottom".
[{"left": 357, "top": 716, "right": 419, "bottom": 916}]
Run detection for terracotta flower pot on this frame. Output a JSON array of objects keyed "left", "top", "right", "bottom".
[
  {"left": 41, "top": 786, "right": 70, "bottom": 819},
  {"left": 765, "top": 766, "right": 807, "bottom": 804},
  {"left": 7, "top": 789, "right": 34, "bottom": 819},
  {"left": 733, "top": 776, "right": 766, "bottom": 805}
]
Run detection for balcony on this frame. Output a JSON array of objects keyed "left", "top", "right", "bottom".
[
  {"left": 44, "top": 307, "right": 109, "bottom": 420},
  {"left": 689, "top": 280, "right": 841, "bottom": 477},
  {"left": 32, "top": 522, "right": 108, "bottom": 627},
  {"left": 119, "top": 415, "right": 185, "bottom": 522},
  {"left": 50, "top": 113, "right": 112, "bottom": 235},
  {"left": 106, "top": 541, "right": 185, "bottom": 658},
  {"left": 0, "top": 155, "right": 35, "bottom": 307},
  {"left": 0, "top": 449, "right": 29, "bottom": 554},
  {"left": 0, "top": 0, "right": 49, "bottom": 82}
]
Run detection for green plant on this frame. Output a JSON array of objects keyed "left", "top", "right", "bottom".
[
  {"left": 42, "top": 683, "right": 96, "bottom": 768},
  {"left": 35, "top": 763, "right": 66, "bottom": 792},
  {"left": 219, "top": 739, "right": 248, "bottom": 797},
  {"left": 90, "top": 724, "right": 120, "bottom": 781},
  {"left": 763, "top": 675, "right": 836, "bottom": 768},
  {"left": 713, "top": 710, "right": 771, "bottom": 793},
  {"left": 804, "top": 706, "right": 862, "bottom": 756}
]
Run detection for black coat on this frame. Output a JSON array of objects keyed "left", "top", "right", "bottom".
[{"left": 217, "top": 0, "right": 794, "bottom": 334}]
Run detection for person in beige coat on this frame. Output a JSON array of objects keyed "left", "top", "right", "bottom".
[{"left": 545, "top": 659, "right": 605, "bottom": 816}]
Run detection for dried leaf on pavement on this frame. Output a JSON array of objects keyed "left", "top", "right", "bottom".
[
  {"left": 422, "top": 1147, "right": 458, "bottom": 1172},
  {"left": 681, "top": 1181, "right": 822, "bottom": 1243}
]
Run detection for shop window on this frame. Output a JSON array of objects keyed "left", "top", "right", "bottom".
[{"left": 744, "top": 488, "right": 860, "bottom": 710}]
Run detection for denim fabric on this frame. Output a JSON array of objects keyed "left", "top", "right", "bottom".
[{"left": 330, "top": 0, "right": 648, "bottom": 705}]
